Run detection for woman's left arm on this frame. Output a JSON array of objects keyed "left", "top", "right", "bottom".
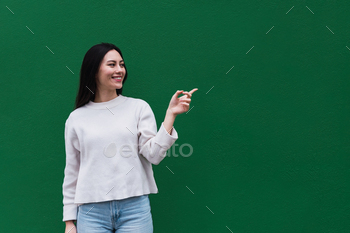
[{"left": 163, "top": 88, "right": 198, "bottom": 134}]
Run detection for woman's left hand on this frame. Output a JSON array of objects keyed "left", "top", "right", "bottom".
[{"left": 167, "top": 88, "right": 198, "bottom": 116}]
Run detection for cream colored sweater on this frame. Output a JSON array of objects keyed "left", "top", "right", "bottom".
[{"left": 62, "top": 95, "right": 178, "bottom": 221}]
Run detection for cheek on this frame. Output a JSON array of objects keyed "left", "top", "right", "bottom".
[{"left": 101, "top": 68, "right": 114, "bottom": 76}]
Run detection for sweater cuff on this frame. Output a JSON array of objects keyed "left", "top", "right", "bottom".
[
  {"left": 63, "top": 204, "right": 78, "bottom": 222},
  {"left": 156, "top": 122, "right": 178, "bottom": 146}
]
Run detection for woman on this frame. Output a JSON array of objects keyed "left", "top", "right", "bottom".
[{"left": 62, "top": 42, "right": 197, "bottom": 233}]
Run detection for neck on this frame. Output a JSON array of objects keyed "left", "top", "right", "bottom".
[{"left": 93, "top": 90, "right": 118, "bottom": 103}]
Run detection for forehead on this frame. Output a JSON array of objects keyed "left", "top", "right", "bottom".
[{"left": 103, "top": 49, "right": 123, "bottom": 62}]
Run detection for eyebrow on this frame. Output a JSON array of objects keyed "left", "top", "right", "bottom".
[{"left": 107, "top": 60, "right": 124, "bottom": 63}]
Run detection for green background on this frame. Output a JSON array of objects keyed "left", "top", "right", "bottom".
[{"left": 1, "top": 0, "right": 349, "bottom": 232}]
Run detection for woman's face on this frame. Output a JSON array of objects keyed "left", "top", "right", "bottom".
[{"left": 95, "top": 49, "right": 126, "bottom": 93}]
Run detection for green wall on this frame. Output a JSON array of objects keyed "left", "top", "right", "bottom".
[{"left": 1, "top": 1, "right": 349, "bottom": 232}]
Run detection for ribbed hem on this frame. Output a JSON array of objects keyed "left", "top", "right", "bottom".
[
  {"left": 63, "top": 204, "right": 78, "bottom": 222},
  {"left": 155, "top": 123, "right": 178, "bottom": 147}
]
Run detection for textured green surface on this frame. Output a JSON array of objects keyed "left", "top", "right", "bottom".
[{"left": 1, "top": 1, "right": 349, "bottom": 232}]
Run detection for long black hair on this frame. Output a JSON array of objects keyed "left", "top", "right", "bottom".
[{"left": 74, "top": 43, "right": 128, "bottom": 109}]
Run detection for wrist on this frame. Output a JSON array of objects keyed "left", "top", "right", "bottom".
[
  {"left": 65, "top": 220, "right": 76, "bottom": 225},
  {"left": 167, "top": 108, "right": 177, "bottom": 117}
]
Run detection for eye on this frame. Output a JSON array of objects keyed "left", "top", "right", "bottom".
[
  {"left": 108, "top": 63, "right": 115, "bottom": 67},
  {"left": 120, "top": 63, "right": 125, "bottom": 67}
]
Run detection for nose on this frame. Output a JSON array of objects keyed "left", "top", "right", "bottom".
[{"left": 115, "top": 64, "right": 123, "bottom": 73}]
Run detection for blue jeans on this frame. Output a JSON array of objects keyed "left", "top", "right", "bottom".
[{"left": 76, "top": 195, "right": 153, "bottom": 233}]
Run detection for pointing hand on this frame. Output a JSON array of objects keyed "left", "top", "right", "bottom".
[{"left": 168, "top": 88, "right": 198, "bottom": 116}]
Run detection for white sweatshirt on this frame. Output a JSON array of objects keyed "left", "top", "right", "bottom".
[{"left": 62, "top": 94, "right": 178, "bottom": 221}]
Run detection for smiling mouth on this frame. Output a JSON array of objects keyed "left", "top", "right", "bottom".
[{"left": 112, "top": 77, "right": 122, "bottom": 82}]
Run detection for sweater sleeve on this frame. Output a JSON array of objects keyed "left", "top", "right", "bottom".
[
  {"left": 137, "top": 102, "right": 178, "bottom": 165},
  {"left": 62, "top": 116, "right": 80, "bottom": 222}
]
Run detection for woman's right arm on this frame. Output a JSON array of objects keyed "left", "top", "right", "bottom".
[{"left": 62, "top": 116, "right": 81, "bottom": 225}]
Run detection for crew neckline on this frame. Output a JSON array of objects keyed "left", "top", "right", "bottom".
[{"left": 85, "top": 95, "right": 127, "bottom": 109}]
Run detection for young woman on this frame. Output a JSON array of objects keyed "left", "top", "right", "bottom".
[{"left": 62, "top": 42, "right": 197, "bottom": 233}]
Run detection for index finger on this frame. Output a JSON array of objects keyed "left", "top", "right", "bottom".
[{"left": 189, "top": 88, "right": 198, "bottom": 95}]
